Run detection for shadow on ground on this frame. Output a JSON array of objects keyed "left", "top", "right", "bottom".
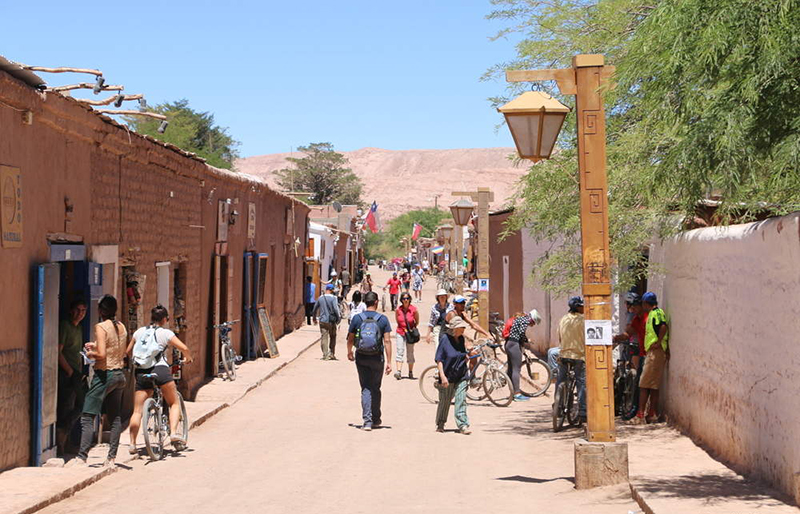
[{"left": 634, "top": 472, "right": 791, "bottom": 506}]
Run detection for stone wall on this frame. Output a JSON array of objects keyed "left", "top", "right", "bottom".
[{"left": 649, "top": 213, "right": 800, "bottom": 498}]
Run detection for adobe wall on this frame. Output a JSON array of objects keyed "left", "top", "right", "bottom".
[{"left": 648, "top": 213, "right": 800, "bottom": 498}]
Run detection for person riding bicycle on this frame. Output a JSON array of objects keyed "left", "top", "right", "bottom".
[
  {"left": 556, "top": 296, "right": 587, "bottom": 423},
  {"left": 504, "top": 309, "right": 542, "bottom": 402},
  {"left": 127, "top": 305, "right": 194, "bottom": 454},
  {"left": 444, "top": 295, "right": 491, "bottom": 340}
]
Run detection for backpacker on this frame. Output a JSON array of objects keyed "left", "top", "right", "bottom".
[
  {"left": 132, "top": 326, "right": 163, "bottom": 368},
  {"left": 356, "top": 313, "right": 383, "bottom": 355}
]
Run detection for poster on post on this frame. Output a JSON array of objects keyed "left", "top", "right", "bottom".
[
  {"left": 257, "top": 307, "right": 279, "bottom": 358},
  {"left": 584, "top": 319, "right": 612, "bottom": 345}
]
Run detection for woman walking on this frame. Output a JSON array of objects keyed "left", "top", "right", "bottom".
[
  {"left": 348, "top": 290, "right": 366, "bottom": 322},
  {"left": 505, "top": 309, "right": 542, "bottom": 402},
  {"left": 425, "top": 289, "right": 451, "bottom": 348},
  {"left": 411, "top": 265, "right": 424, "bottom": 302},
  {"left": 67, "top": 295, "right": 127, "bottom": 467},
  {"left": 360, "top": 272, "right": 374, "bottom": 294},
  {"left": 394, "top": 293, "right": 420, "bottom": 380}
]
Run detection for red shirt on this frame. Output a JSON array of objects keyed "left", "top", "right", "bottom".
[
  {"left": 395, "top": 304, "right": 418, "bottom": 336},
  {"left": 387, "top": 278, "right": 401, "bottom": 294},
  {"left": 630, "top": 313, "right": 648, "bottom": 356}
]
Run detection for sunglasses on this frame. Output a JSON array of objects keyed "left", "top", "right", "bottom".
[{"left": 401, "top": 297, "right": 411, "bottom": 301}]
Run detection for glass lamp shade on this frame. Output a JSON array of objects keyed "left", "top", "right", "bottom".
[
  {"left": 450, "top": 199, "right": 475, "bottom": 226},
  {"left": 498, "top": 91, "right": 570, "bottom": 161},
  {"left": 439, "top": 225, "right": 453, "bottom": 239}
]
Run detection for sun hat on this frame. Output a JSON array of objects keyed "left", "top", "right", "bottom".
[
  {"left": 447, "top": 316, "right": 469, "bottom": 331},
  {"left": 436, "top": 289, "right": 448, "bottom": 297},
  {"left": 528, "top": 309, "right": 542, "bottom": 325}
]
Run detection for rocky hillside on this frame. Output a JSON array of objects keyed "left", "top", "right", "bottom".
[{"left": 235, "top": 147, "right": 527, "bottom": 219}]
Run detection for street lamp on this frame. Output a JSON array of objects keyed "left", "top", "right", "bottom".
[
  {"left": 450, "top": 198, "right": 474, "bottom": 227},
  {"left": 498, "top": 91, "right": 570, "bottom": 161}
]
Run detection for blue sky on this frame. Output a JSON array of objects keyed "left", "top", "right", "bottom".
[{"left": 2, "top": 1, "right": 520, "bottom": 157}]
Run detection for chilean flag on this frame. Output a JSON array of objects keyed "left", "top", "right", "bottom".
[
  {"left": 365, "top": 201, "right": 382, "bottom": 233},
  {"left": 411, "top": 223, "right": 422, "bottom": 241}
]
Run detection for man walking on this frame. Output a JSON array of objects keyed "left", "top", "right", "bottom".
[
  {"left": 347, "top": 292, "right": 392, "bottom": 431},
  {"left": 304, "top": 276, "right": 317, "bottom": 325},
  {"left": 385, "top": 272, "right": 401, "bottom": 310},
  {"left": 341, "top": 268, "right": 351, "bottom": 300},
  {"left": 313, "top": 284, "right": 342, "bottom": 360},
  {"left": 634, "top": 292, "right": 669, "bottom": 424}
]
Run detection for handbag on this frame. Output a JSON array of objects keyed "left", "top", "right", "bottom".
[{"left": 405, "top": 327, "right": 421, "bottom": 344}]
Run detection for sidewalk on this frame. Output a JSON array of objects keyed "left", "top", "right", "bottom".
[
  {"left": 623, "top": 422, "right": 798, "bottom": 514},
  {"left": 0, "top": 324, "right": 321, "bottom": 514}
]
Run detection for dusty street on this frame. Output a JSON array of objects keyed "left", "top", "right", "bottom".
[{"left": 39, "top": 268, "right": 639, "bottom": 514}]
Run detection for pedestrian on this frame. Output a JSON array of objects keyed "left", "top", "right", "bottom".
[
  {"left": 56, "top": 298, "right": 88, "bottom": 454},
  {"left": 341, "top": 268, "right": 351, "bottom": 300},
  {"left": 347, "top": 291, "right": 393, "bottom": 431},
  {"left": 313, "top": 283, "right": 342, "bottom": 360},
  {"left": 422, "top": 258, "right": 430, "bottom": 277},
  {"left": 349, "top": 290, "right": 366, "bottom": 322},
  {"left": 411, "top": 264, "right": 424, "bottom": 302},
  {"left": 425, "top": 289, "right": 451, "bottom": 348},
  {"left": 633, "top": 292, "right": 669, "bottom": 424},
  {"left": 127, "top": 305, "right": 194, "bottom": 454},
  {"left": 384, "top": 272, "right": 401, "bottom": 310},
  {"left": 435, "top": 316, "right": 475, "bottom": 435},
  {"left": 330, "top": 270, "right": 342, "bottom": 298},
  {"left": 401, "top": 269, "right": 411, "bottom": 292},
  {"left": 613, "top": 292, "right": 648, "bottom": 417},
  {"left": 394, "top": 292, "right": 420, "bottom": 380},
  {"left": 505, "top": 309, "right": 542, "bottom": 401},
  {"left": 360, "top": 272, "right": 373, "bottom": 294},
  {"left": 445, "top": 295, "right": 492, "bottom": 339},
  {"left": 304, "top": 276, "right": 317, "bottom": 325},
  {"left": 67, "top": 295, "right": 127, "bottom": 468},
  {"left": 556, "top": 296, "right": 587, "bottom": 423}
]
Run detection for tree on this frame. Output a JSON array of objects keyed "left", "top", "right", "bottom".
[
  {"left": 275, "top": 143, "right": 363, "bottom": 205},
  {"left": 363, "top": 208, "right": 451, "bottom": 260},
  {"left": 126, "top": 99, "right": 240, "bottom": 169}
]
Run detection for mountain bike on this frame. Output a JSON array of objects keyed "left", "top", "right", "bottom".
[
  {"left": 141, "top": 358, "right": 189, "bottom": 461},
  {"left": 213, "top": 320, "right": 240, "bottom": 381},
  {"left": 518, "top": 349, "right": 553, "bottom": 397},
  {"left": 614, "top": 340, "right": 638, "bottom": 419},
  {"left": 552, "top": 357, "right": 583, "bottom": 432}
]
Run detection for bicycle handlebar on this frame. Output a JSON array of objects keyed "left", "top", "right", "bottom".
[{"left": 211, "top": 320, "right": 240, "bottom": 329}]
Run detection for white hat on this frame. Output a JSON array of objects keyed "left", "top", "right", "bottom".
[
  {"left": 453, "top": 295, "right": 467, "bottom": 304},
  {"left": 436, "top": 289, "right": 448, "bottom": 297},
  {"left": 528, "top": 309, "right": 542, "bottom": 325},
  {"left": 331, "top": 270, "right": 337, "bottom": 276}
]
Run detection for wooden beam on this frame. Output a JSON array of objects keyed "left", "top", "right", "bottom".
[{"left": 505, "top": 68, "right": 577, "bottom": 95}]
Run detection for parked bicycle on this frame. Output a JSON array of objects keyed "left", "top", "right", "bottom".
[
  {"left": 614, "top": 340, "right": 638, "bottom": 419},
  {"left": 141, "top": 353, "right": 189, "bottom": 461},
  {"left": 518, "top": 348, "right": 552, "bottom": 398},
  {"left": 552, "top": 357, "right": 582, "bottom": 432},
  {"left": 212, "top": 320, "right": 240, "bottom": 380},
  {"left": 419, "top": 339, "right": 514, "bottom": 407}
]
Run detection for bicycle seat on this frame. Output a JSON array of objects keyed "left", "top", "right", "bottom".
[{"left": 487, "top": 343, "right": 501, "bottom": 349}]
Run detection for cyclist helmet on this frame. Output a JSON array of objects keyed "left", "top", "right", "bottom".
[
  {"left": 568, "top": 296, "right": 584, "bottom": 311},
  {"left": 625, "top": 292, "right": 641, "bottom": 305}
]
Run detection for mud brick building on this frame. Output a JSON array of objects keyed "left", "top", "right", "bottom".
[{"left": 0, "top": 61, "right": 309, "bottom": 469}]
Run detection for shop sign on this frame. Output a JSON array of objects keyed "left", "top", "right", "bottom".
[{"left": 1, "top": 165, "right": 22, "bottom": 248}]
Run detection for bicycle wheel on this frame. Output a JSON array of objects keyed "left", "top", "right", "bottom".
[
  {"left": 419, "top": 365, "right": 440, "bottom": 404},
  {"left": 552, "top": 382, "right": 566, "bottom": 432},
  {"left": 142, "top": 398, "right": 164, "bottom": 461},
  {"left": 381, "top": 294, "right": 386, "bottom": 312},
  {"left": 465, "top": 363, "right": 487, "bottom": 402},
  {"left": 567, "top": 379, "right": 582, "bottom": 426},
  {"left": 221, "top": 343, "right": 237, "bottom": 381},
  {"left": 171, "top": 393, "right": 189, "bottom": 451},
  {"left": 339, "top": 299, "right": 350, "bottom": 321},
  {"left": 483, "top": 368, "right": 513, "bottom": 407},
  {"left": 519, "top": 357, "right": 552, "bottom": 398},
  {"left": 620, "top": 369, "right": 638, "bottom": 420}
]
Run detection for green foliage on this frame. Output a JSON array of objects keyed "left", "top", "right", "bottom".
[
  {"left": 363, "top": 208, "right": 451, "bottom": 260},
  {"left": 126, "top": 99, "right": 239, "bottom": 169},
  {"left": 491, "top": 0, "right": 800, "bottom": 295},
  {"left": 275, "top": 143, "right": 363, "bottom": 205}
]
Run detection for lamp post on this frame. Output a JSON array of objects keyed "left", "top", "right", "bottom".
[
  {"left": 439, "top": 223, "right": 453, "bottom": 272},
  {"left": 450, "top": 198, "right": 475, "bottom": 294},
  {"left": 500, "top": 54, "right": 626, "bottom": 488}
]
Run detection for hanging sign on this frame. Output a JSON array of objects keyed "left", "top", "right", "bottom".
[
  {"left": 248, "top": 202, "right": 257, "bottom": 239},
  {"left": 478, "top": 278, "right": 490, "bottom": 292},
  {"left": 1, "top": 165, "right": 22, "bottom": 248},
  {"left": 585, "top": 319, "right": 612, "bottom": 345}
]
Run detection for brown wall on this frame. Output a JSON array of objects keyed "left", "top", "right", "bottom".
[
  {"left": 488, "top": 211, "right": 524, "bottom": 321},
  {"left": 0, "top": 70, "right": 308, "bottom": 470}
]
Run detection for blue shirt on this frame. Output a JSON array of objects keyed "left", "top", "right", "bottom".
[
  {"left": 313, "top": 293, "right": 340, "bottom": 324},
  {"left": 304, "top": 282, "right": 316, "bottom": 304},
  {"left": 435, "top": 332, "right": 468, "bottom": 382},
  {"left": 348, "top": 310, "right": 392, "bottom": 337}
]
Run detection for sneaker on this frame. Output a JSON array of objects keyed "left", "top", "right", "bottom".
[
  {"left": 458, "top": 426, "right": 472, "bottom": 435},
  {"left": 329, "top": 355, "right": 338, "bottom": 361},
  {"left": 103, "top": 458, "right": 115, "bottom": 468},
  {"left": 436, "top": 425, "right": 445, "bottom": 433},
  {"left": 513, "top": 394, "right": 530, "bottom": 402},
  {"left": 630, "top": 414, "right": 646, "bottom": 425},
  {"left": 128, "top": 445, "right": 138, "bottom": 455},
  {"left": 65, "top": 457, "right": 87, "bottom": 468},
  {"left": 408, "top": 372, "right": 415, "bottom": 380},
  {"left": 362, "top": 424, "right": 372, "bottom": 431},
  {"left": 394, "top": 371, "right": 401, "bottom": 380}
]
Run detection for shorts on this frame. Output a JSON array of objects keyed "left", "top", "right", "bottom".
[
  {"left": 135, "top": 366, "right": 174, "bottom": 391},
  {"left": 639, "top": 345, "right": 667, "bottom": 389}
]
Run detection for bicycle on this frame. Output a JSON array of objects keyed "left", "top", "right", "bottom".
[
  {"left": 338, "top": 295, "right": 351, "bottom": 321},
  {"left": 518, "top": 348, "right": 553, "bottom": 398},
  {"left": 552, "top": 357, "right": 583, "bottom": 432},
  {"left": 614, "top": 340, "right": 638, "bottom": 419},
  {"left": 212, "top": 320, "right": 240, "bottom": 380},
  {"left": 419, "top": 340, "right": 514, "bottom": 407},
  {"left": 141, "top": 356, "right": 189, "bottom": 461}
]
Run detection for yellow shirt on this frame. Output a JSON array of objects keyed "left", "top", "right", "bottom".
[{"left": 558, "top": 312, "right": 585, "bottom": 361}]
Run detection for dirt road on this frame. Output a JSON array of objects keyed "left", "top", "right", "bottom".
[{"left": 39, "top": 268, "right": 639, "bottom": 514}]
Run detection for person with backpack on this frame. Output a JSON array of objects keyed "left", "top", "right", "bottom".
[
  {"left": 313, "top": 283, "right": 342, "bottom": 360},
  {"left": 435, "top": 316, "right": 475, "bottom": 434},
  {"left": 66, "top": 295, "right": 127, "bottom": 468},
  {"left": 127, "top": 305, "right": 194, "bottom": 454},
  {"left": 347, "top": 291, "right": 393, "bottom": 431}
]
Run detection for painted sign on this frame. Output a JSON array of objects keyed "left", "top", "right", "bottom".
[
  {"left": 248, "top": 202, "right": 256, "bottom": 240},
  {"left": 478, "top": 278, "right": 490, "bottom": 292},
  {"left": 1, "top": 165, "right": 22, "bottom": 248},
  {"left": 585, "top": 319, "right": 612, "bottom": 346},
  {"left": 257, "top": 307, "right": 279, "bottom": 358}
]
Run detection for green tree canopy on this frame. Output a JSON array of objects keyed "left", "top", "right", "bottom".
[
  {"left": 126, "top": 99, "right": 240, "bottom": 169},
  {"left": 275, "top": 143, "right": 363, "bottom": 205},
  {"left": 364, "top": 208, "right": 451, "bottom": 260}
]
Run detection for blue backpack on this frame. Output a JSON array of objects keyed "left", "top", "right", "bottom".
[{"left": 356, "top": 313, "right": 383, "bottom": 355}]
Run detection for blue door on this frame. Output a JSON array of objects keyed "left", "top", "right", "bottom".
[{"left": 33, "top": 263, "right": 60, "bottom": 466}]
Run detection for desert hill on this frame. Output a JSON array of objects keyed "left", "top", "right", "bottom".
[{"left": 235, "top": 147, "right": 527, "bottom": 220}]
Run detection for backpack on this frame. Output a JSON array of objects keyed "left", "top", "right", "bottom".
[
  {"left": 502, "top": 317, "right": 515, "bottom": 340},
  {"left": 355, "top": 313, "right": 383, "bottom": 355},
  {"left": 132, "top": 326, "right": 163, "bottom": 368}
]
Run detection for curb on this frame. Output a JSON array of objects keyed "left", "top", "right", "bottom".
[
  {"left": 629, "top": 482, "right": 654, "bottom": 514},
  {"left": 11, "top": 335, "right": 320, "bottom": 514}
]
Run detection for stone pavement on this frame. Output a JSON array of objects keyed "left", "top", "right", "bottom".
[{"left": 0, "top": 323, "right": 321, "bottom": 514}]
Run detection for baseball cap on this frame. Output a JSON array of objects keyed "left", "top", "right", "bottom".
[
  {"left": 528, "top": 309, "right": 542, "bottom": 325},
  {"left": 642, "top": 292, "right": 658, "bottom": 304},
  {"left": 453, "top": 295, "right": 466, "bottom": 304},
  {"left": 325, "top": 284, "right": 334, "bottom": 290},
  {"left": 436, "top": 289, "right": 448, "bottom": 297}
]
